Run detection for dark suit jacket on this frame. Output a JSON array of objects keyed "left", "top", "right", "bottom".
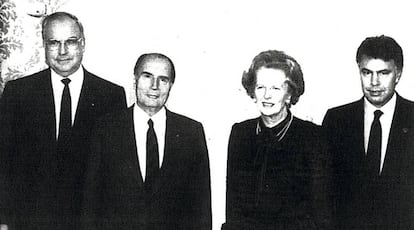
[
  {"left": 82, "top": 107, "right": 212, "bottom": 230},
  {"left": 222, "top": 117, "right": 332, "bottom": 230},
  {"left": 0, "top": 68, "right": 127, "bottom": 230},
  {"left": 322, "top": 94, "right": 414, "bottom": 229}
]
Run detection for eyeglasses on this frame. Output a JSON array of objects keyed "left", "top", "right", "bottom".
[{"left": 45, "top": 38, "right": 82, "bottom": 51}]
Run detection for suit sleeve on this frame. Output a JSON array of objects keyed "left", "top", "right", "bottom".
[
  {"left": 308, "top": 126, "right": 334, "bottom": 230},
  {"left": 321, "top": 110, "right": 333, "bottom": 143},
  {"left": 321, "top": 109, "right": 341, "bottom": 228},
  {"left": 81, "top": 119, "right": 104, "bottom": 230},
  {"left": 112, "top": 86, "right": 127, "bottom": 111},
  {"left": 0, "top": 82, "right": 18, "bottom": 225},
  {"left": 222, "top": 124, "right": 239, "bottom": 230},
  {"left": 185, "top": 123, "right": 212, "bottom": 230}
]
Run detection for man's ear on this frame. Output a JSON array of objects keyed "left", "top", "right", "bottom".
[{"left": 395, "top": 69, "right": 402, "bottom": 84}]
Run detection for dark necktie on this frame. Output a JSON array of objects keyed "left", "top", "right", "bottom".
[
  {"left": 57, "top": 78, "right": 72, "bottom": 147},
  {"left": 367, "top": 110, "right": 383, "bottom": 176},
  {"left": 146, "top": 119, "right": 159, "bottom": 186}
]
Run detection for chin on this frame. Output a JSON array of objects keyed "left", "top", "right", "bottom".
[{"left": 260, "top": 111, "right": 279, "bottom": 117}]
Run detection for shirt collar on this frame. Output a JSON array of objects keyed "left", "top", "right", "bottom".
[
  {"left": 364, "top": 93, "right": 397, "bottom": 117},
  {"left": 50, "top": 66, "right": 84, "bottom": 88},
  {"left": 134, "top": 104, "right": 166, "bottom": 124}
]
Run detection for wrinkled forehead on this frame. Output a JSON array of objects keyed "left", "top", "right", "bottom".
[
  {"left": 137, "top": 57, "right": 172, "bottom": 77},
  {"left": 44, "top": 17, "right": 82, "bottom": 39}
]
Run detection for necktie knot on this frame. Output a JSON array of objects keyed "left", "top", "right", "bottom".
[
  {"left": 374, "top": 110, "right": 383, "bottom": 120},
  {"left": 148, "top": 119, "right": 154, "bottom": 128},
  {"left": 61, "top": 78, "right": 71, "bottom": 86}
]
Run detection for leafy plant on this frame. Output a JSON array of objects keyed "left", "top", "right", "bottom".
[
  {"left": 0, "top": 0, "right": 18, "bottom": 61},
  {"left": 0, "top": 0, "right": 20, "bottom": 96}
]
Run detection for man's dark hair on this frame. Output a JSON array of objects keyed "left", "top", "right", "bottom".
[
  {"left": 356, "top": 35, "right": 403, "bottom": 70},
  {"left": 134, "top": 53, "right": 175, "bottom": 83}
]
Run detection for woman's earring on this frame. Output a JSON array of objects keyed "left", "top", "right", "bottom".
[{"left": 286, "top": 97, "right": 291, "bottom": 105}]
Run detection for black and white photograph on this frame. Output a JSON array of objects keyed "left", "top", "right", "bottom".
[{"left": 1, "top": 0, "right": 414, "bottom": 229}]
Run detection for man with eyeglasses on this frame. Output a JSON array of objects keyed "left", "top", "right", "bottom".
[{"left": 0, "top": 12, "right": 126, "bottom": 230}]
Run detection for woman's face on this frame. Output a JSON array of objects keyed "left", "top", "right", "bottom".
[{"left": 254, "top": 67, "right": 291, "bottom": 118}]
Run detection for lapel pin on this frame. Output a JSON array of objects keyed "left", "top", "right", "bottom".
[{"left": 402, "top": 128, "right": 408, "bottom": 133}]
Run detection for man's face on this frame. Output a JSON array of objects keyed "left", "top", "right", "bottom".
[
  {"left": 44, "top": 17, "right": 85, "bottom": 77},
  {"left": 135, "top": 57, "right": 173, "bottom": 116},
  {"left": 359, "top": 56, "right": 401, "bottom": 108}
]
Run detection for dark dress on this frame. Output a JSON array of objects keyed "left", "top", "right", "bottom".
[{"left": 223, "top": 114, "right": 332, "bottom": 230}]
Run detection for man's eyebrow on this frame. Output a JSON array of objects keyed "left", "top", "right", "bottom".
[
  {"left": 141, "top": 71, "right": 153, "bottom": 76},
  {"left": 378, "top": 69, "right": 391, "bottom": 72}
]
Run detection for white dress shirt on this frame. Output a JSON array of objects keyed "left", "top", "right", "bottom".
[
  {"left": 133, "top": 105, "right": 166, "bottom": 181},
  {"left": 364, "top": 94, "right": 396, "bottom": 173},
  {"left": 51, "top": 67, "right": 84, "bottom": 139}
]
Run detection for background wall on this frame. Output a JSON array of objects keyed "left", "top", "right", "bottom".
[{"left": 3, "top": 0, "right": 414, "bottom": 229}]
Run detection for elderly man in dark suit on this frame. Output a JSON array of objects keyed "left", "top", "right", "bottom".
[
  {"left": 323, "top": 35, "right": 414, "bottom": 229},
  {"left": 82, "top": 53, "right": 212, "bottom": 230},
  {"left": 0, "top": 12, "right": 127, "bottom": 230}
]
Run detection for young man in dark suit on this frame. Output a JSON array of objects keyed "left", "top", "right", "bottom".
[
  {"left": 323, "top": 35, "right": 414, "bottom": 229},
  {"left": 0, "top": 12, "right": 127, "bottom": 230},
  {"left": 82, "top": 53, "right": 212, "bottom": 230}
]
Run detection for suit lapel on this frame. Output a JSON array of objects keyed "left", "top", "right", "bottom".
[
  {"left": 32, "top": 69, "right": 59, "bottom": 176},
  {"left": 73, "top": 70, "right": 95, "bottom": 129},
  {"left": 382, "top": 95, "right": 412, "bottom": 176},
  {"left": 34, "top": 69, "right": 56, "bottom": 145},
  {"left": 149, "top": 109, "right": 181, "bottom": 197},
  {"left": 352, "top": 99, "right": 366, "bottom": 159},
  {"left": 126, "top": 107, "right": 144, "bottom": 186}
]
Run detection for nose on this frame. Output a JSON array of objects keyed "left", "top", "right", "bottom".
[
  {"left": 58, "top": 41, "right": 68, "bottom": 55},
  {"left": 150, "top": 78, "right": 159, "bottom": 90},
  {"left": 370, "top": 73, "right": 380, "bottom": 86},
  {"left": 263, "top": 88, "right": 272, "bottom": 99}
]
